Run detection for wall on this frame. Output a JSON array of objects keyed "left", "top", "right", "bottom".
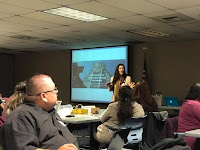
[
  {"left": 0, "top": 53, "right": 14, "bottom": 97},
  {"left": 132, "top": 40, "right": 200, "bottom": 102},
  {"left": 14, "top": 39, "right": 200, "bottom": 105},
  {"left": 14, "top": 50, "right": 71, "bottom": 104}
]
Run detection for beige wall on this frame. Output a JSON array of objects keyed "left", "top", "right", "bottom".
[
  {"left": 131, "top": 40, "right": 200, "bottom": 103},
  {"left": 14, "top": 50, "right": 71, "bottom": 103},
  {"left": 2, "top": 39, "right": 199, "bottom": 105}
]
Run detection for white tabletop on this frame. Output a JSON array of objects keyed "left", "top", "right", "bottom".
[
  {"left": 185, "top": 129, "right": 200, "bottom": 138},
  {"left": 61, "top": 109, "right": 105, "bottom": 124},
  {"left": 158, "top": 106, "right": 181, "bottom": 110}
]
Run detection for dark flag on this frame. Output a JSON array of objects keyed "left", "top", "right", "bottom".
[{"left": 142, "top": 52, "right": 148, "bottom": 81}]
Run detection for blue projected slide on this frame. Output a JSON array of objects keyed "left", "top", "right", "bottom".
[{"left": 71, "top": 46, "right": 127, "bottom": 103}]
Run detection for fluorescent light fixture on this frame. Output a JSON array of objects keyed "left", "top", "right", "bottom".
[
  {"left": 43, "top": 7, "right": 108, "bottom": 22},
  {"left": 128, "top": 29, "right": 169, "bottom": 37}
]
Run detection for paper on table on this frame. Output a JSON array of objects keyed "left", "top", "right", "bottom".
[{"left": 57, "top": 104, "right": 73, "bottom": 117}]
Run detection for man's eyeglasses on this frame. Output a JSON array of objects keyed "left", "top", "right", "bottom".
[{"left": 36, "top": 88, "right": 58, "bottom": 96}]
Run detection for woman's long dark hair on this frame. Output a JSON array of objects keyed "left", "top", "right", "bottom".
[
  {"left": 134, "top": 81, "right": 158, "bottom": 112},
  {"left": 185, "top": 83, "right": 200, "bottom": 101},
  {"left": 112, "top": 64, "right": 127, "bottom": 85},
  {"left": 117, "top": 86, "right": 135, "bottom": 123}
]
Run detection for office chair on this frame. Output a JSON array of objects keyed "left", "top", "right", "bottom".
[{"left": 107, "top": 116, "right": 146, "bottom": 150}]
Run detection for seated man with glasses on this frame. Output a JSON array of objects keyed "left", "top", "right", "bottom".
[{"left": 0, "top": 74, "right": 78, "bottom": 150}]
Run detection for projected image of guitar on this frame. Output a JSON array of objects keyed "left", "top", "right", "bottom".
[{"left": 83, "top": 63, "right": 111, "bottom": 89}]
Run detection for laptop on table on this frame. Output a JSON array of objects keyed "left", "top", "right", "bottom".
[{"left": 164, "top": 97, "right": 179, "bottom": 107}]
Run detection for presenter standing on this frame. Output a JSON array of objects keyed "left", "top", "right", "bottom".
[{"left": 107, "top": 64, "right": 134, "bottom": 102}]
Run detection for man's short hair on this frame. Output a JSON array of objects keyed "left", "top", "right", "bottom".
[{"left": 26, "top": 73, "right": 50, "bottom": 96}]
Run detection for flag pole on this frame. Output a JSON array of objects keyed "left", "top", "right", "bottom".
[{"left": 142, "top": 46, "right": 148, "bottom": 81}]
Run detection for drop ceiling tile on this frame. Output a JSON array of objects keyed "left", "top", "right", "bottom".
[
  {"left": 71, "top": 23, "right": 113, "bottom": 33},
  {"left": 0, "top": 13, "right": 13, "bottom": 19},
  {"left": 0, "top": 20, "right": 40, "bottom": 31},
  {"left": 0, "top": 37, "right": 30, "bottom": 44},
  {"left": 41, "top": 0, "right": 89, "bottom": 5},
  {"left": 144, "top": 10, "right": 179, "bottom": 17},
  {"left": 93, "top": 19, "right": 139, "bottom": 30},
  {"left": 2, "top": 16, "right": 61, "bottom": 28},
  {"left": 0, "top": 2, "right": 34, "bottom": 15},
  {"left": 70, "top": 1, "right": 136, "bottom": 18},
  {"left": 1, "top": 0, "right": 59, "bottom": 10},
  {"left": 151, "top": 13, "right": 195, "bottom": 23},
  {"left": 175, "top": 22, "right": 200, "bottom": 32},
  {"left": 176, "top": 6, "right": 200, "bottom": 20},
  {"left": 23, "top": 12, "right": 83, "bottom": 25},
  {"left": 108, "top": 30, "right": 147, "bottom": 40},
  {"left": 118, "top": 15, "right": 167, "bottom": 28},
  {"left": 149, "top": 25, "right": 189, "bottom": 35},
  {"left": 147, "top": 0, "right": 200, "bottom": 9},
  {"left": 21, "top": 31, "right": 57, "bottom": 39},
  {"left": 169, "top": 20, "right": 200, "bottom": 26},
  {"left": 0, "top": 27, "right": 22, "bottom": 33},
  {"left": 99, "top": 0, "right": 168, "bottom": 14},
  {"left": 48, "top": 25, "right": 81, "bottom": 33},
  {"left": 34, "top": 29, "right": 69, "bottom": 37}
]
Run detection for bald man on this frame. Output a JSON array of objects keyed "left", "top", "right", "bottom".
[{"left": 0, "top": 74, "right": 78, "bottom": 150}]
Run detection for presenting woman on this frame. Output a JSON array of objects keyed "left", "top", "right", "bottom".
[{"left": 107, "top": 64, "right": 134, "bottom": 102}]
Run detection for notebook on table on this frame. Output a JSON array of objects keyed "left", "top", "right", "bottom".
[{"left": 164, "top": 97, "right": 179, "bottom": 107}]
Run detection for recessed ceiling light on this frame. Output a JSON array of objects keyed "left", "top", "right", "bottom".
[
  {"left": 127, "top": 29, "right": 169, "bottom": 37},
  {"left": 43, "top": 7, "right": 108, "bottom": 22}
]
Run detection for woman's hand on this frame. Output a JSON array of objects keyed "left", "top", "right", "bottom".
[
  {"left": 129, "top": 82, "right": 135, "bottom": 89},
  {"left": 106, "top": 82, "right": 111, "bottom": 87}
]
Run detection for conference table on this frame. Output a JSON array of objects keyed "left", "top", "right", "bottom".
[
  {"left": 185, "top": 129, "right": 200, "bottom": 149},
  {"left": 158, "top": 106, "right": 181, "bottom": 110},
  {"left": 61, "top": 109, "right": 105, "bottom": 150},
  {"left": 185, "top": 129, "right": 200, "bottom": 138}
]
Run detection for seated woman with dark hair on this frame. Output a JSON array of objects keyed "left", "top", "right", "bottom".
[
  {"left": 95, "top": 86, "right": 144, "bottom": 144},
  {"left": 134, "top": 81, "right": 158, "bottom": 113},
  {"left": 178, "top": 83, "right": 200, "bottom": 150}
]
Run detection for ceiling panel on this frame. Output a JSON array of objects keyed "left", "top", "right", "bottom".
[
  {"left": 0, "top": 20, "right": 40, "bottom": 31},
  {"left": 41, "top": 0, "right": 89, "bottom": 5},
  {"left": 0, "top": 0, "right": 200, "bottom": 53},
  {"left": 98, "top": 0, "right": 168, "bottom": 14},
  {"left": 118, "top": 15, "right": 167, "bottom": 28},
  {"left": 93, "top": 19, "right": 139, "bottom": 30},
  {"left": 33, "top": 29, "right": 70, "bottom": 37},
  {"left": 2, "top": 16, "right": 61, "bottom": 28},
  {"left": 176, "top": 6, "right": 200, "bottom": 20},
  {"left": 175, "top": 22, "right": 200, "bottom": 32},
  {"left": 69, "top": 1, "right": 136, "bottom": 18},
  {"left": 0, "top": 2, "right": 34, "bottom": 15},
  {"left": 22, "top": 12, "right": 83, "bottom": 25},
  {"left": 71, "top": 23, "right": 114, "bottom": 34},
  {"left": 1, "top": 0, "right": 59, "bottom": 10},
  {"left": 0, "top": 13, "right": 13, "bottom": 19},
  {"left": 147, "top": 0, "right": 200, "bottom": 9},
  {"left": 17, "top": 30, "right": 57, "bottom": 39},
  {"left": 144, "top": 10, "right": 178, "bottom": 18}
]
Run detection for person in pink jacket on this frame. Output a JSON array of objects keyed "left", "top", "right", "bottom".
[{"left": 178, "top": 83, "right": 200, "bottom": 150}]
